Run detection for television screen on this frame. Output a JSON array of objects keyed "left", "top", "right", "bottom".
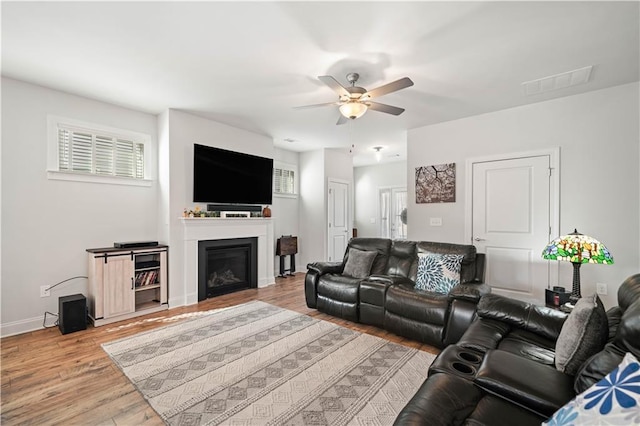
[{"left": 193, "top": 144, "right": 273, "bottom": 205}]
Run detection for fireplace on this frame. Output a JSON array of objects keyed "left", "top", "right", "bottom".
[{"left": 198, "top": 238, "right": 258, "bottom": 300}]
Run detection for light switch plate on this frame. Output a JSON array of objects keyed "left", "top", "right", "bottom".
[{"left": 430, "top": 217, "right": 442, "bottom": 226}]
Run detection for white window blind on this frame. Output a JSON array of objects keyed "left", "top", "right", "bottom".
[
  {"left": 57, "top": 125, "right": 144, "bottom": 179},
  {"left": 274, "top": 167, "right": 295, "bottom": 195}
]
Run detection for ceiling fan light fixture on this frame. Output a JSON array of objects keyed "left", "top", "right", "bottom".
[
  {"left": 339, "top": 101, "right": 368, "bottom": 120},
  {"left": 373, "top": 146, "right": 383, "bottom": 162}
]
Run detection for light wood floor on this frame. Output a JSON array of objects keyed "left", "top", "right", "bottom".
[{"left": 1, "top": 274, "right": 439, "bottom": 425}]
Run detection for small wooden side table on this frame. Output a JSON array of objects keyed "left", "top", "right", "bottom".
[{"left": 276, "top": 236, "right": 297, "bottom": 277}]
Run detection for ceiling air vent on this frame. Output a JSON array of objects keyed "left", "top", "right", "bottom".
[{"left": 522, "top": 65, "right": 593, "bottom": 96}]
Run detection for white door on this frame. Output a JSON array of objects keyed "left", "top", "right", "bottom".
[
  {"left": 472, "top": 155, "right": 553, "bottom": 303},
  {"left": 380, "top": 187, "right": 407, "bottom": 239},
  {"left": 328, "top": 179, "right": 350, "bottom": 262}
]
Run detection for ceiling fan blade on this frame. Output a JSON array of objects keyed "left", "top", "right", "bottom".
[
  {"left": 293, "top": 101, "right": 340, "bottom": 110},
  {"left": 336, "top": 114, "right": 349, "bottom": 125},
  {"left": 318, "top": 75, "right": 350, "bottom": 98},
  {"left": 361, "top": 77, "right": 414, "bottom": 100},
  {"left": 367, "top": 102, "right": 405, "bottom": 116}
]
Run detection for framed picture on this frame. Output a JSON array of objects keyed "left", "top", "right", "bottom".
[{"left": 415, "top": 163, "right": 456, "bottom": 203}]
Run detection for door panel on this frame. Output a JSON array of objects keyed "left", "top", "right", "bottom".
[
  {"left": 328, "top": 180, "right": 349, "bottom": 261},
  {"left": 103, "top": 256, "right": 135, "bottom": 318},
  {"left": 473, "top": 155, "right": 550, "bottom": 303}
]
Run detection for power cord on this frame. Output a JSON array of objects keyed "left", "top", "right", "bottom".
[
  {"left": 43, "top": 311, "right": 58, "bottom": 328},
  {"left": 44, "top": 275, "right": 88, "bottom": 292},
  {"left": 42, "top": 276, "right": 88, "bottom": 328}
]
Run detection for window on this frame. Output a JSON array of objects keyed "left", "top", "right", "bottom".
[
  {"left": 273, "top": 162, "right": 297, "bottom": 197},
  {"left": 48, "top": 116, "right": 151, "bottom": 186}
]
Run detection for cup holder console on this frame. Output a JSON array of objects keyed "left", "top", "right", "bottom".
[
  {"left": 428, "top": 346, "right": 485, "bottom": 380},
  {"left": 451, "top": 362, "right": 476, "bottom": 375},
  {"left": 458, "top": 351, "right": 482, "bottom": 364}
]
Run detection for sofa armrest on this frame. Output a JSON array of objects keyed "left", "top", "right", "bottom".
[
  {"left": 477, "top": 293, "right": 567, "bottom": 341},
  {"left": 449, "top": 282, "right": 491, "bottom": 303},
  {"left": 306, "top": 261, "right": 343, "bottom": 275},
  {"left": 475, "top": 349, "right": 575, "bottom": 417}
]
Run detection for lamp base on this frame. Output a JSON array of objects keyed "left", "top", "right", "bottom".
[{"left": 570, "top": 262, "right": 582, "bottom": 303}]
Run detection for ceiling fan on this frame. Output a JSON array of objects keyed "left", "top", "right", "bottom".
[{"left": 296, "top": 72, "right": 414, "bottom": 125}]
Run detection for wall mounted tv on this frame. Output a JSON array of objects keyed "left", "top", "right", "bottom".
[{"left": 193, "top": 143, "right": 273, "bottom": 205}]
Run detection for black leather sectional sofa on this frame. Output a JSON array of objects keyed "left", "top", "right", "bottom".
[
  {"left": 305, "top": 237, "right": 488, "bottom": 348},
  {"left": 395, "top": 273, "right": 640, "bottom": 425}
]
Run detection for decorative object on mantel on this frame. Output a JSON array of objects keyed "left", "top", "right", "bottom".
[
  {"left": 415, "top": 163, "right": 456, "bottom": 203},
  {"left": 276, "top": 235, "right": 297, "bottom": 277},
  {"left": 183, "top": 209, "right": 221, "bottom": 218},
  {"left": 262, "top": 205, "right": 272, "bottom": 217},
  {"left": 542, "top": 229, "right": 614, "bottom": 303}
]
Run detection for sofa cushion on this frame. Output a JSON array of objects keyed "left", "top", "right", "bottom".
[
  {"left": 342, "top": 248, "right": 377, "bottom": 279},
  {"left": 386, "top": 284, "right": 449, "bottom": 325},
  {"left": 555, "top": 294, "right": 608, "bottom": 376},
  {"left": 415, "top": 252, "right": 464, "bottom": 293},
  {"left": 317, "top": 274, "right": 361, "bottom": 303},
  {"left": 544, "top": 352, "right": 640, "bottom": 425}
]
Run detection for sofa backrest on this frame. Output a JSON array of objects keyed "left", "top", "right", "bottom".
[
  {"left": 574, "top": 273, "right": 640, "bottom": 393},
  {"left": 416, "top": 241, "right": 481, "bottom": 284},
  {"left": 344, "top": 238, "right": 392, "bottom": 275},
  {"left": 386, "top": 240, "right": 417, "bottom": 278},
  {"left": 345, "top": 237, "right": 484, "bottom": 284}
]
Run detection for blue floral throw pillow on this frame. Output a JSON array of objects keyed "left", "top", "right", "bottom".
[
  {"left": 414, "top": 252, "right": 464, "bottom": 293},
  {"left": 543, "top": 352, "right": 640, "bottom": 425}
]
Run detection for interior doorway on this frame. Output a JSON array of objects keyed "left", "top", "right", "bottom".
[
  {"left": 327, "top": 179, "right": 350, "bottom": 262},
  {"left": 380, "top": 187, "right": 407, "bottom": 239}
]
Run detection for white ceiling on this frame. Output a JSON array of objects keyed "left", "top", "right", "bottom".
[{"left": 2, "top": 1, "right": 638, "bottom": 166}]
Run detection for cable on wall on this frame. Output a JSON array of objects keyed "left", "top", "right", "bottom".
[{"left": 41, "top": 276, "right": 88, "bottom": 328}]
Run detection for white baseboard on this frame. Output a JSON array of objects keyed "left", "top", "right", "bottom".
[{"left": 1, "top": 315, "right": 46, "bottom": 338}]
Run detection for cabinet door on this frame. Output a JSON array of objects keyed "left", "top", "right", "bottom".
[{"left": 103, "top": 255, "right": 135, "bottom": 318}]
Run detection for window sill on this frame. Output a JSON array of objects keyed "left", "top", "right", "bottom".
[
  {"left": 47, "top": 170, "right": 152, "bottom": 187},
  {"left": 273, "top": 193, "right": 298, "bottom": 199}
]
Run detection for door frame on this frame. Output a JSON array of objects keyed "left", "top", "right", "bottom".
[
  {"left": 464, "top": 147, "right": 561, "bottom": 288},
  {"left": 327, "top": 177, "right": 352, "bottom": 261}
]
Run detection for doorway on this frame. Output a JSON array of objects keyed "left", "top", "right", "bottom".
[
  {"left": 466, "top": 149, "right": 559, "bottom": 303},
  {"left": 380, "top": 187, "right": 407, "bottom": 239},
  {"left": 327, "top": 179, "right": 350, "bottom": 262}
]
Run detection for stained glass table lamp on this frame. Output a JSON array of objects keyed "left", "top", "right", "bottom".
[{"left": 542, "top": 229, "right": 613, "bottom": 303}]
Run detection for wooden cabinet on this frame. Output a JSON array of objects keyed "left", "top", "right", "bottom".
[{"left": 87, "top": 245, "right": 168, "bottom": 326}]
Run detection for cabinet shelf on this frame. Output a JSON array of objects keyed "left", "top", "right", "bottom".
[
  {"left": 136, "top": 266, "right": 160, "bottom": 272},
  {"left": 135, "top": 284, "right": 160, "bottom": 292}
]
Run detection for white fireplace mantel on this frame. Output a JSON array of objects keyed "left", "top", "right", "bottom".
[{"left": 180, "top": 218, "right": 275, "bottom": 305}]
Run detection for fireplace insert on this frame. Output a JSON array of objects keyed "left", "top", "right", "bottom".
[{"left": 197, "top": 238, "right": 258, "bottom": 300}]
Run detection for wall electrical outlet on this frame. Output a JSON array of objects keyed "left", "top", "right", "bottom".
[
  {"left": 596, "top": 282, "right": 608, "bottom": 295},
  {"left": 40, "top": 285, "right": 51, "bottom": 297}
]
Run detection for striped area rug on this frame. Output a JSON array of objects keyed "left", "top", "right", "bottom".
[{"left": 102, "top": 301, "right": 435, "bottom": 425}]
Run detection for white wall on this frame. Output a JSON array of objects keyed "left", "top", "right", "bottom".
[
  {"left": 407, "top": 82, "right": 640, "bottom": 308},
  {"left": 1, "top": 78, "right": 159, "bottom": 336},
  {"left": 272, "top": 148, "right": 300, "bottom": 273},
  {"left": 298, "top": 150, "right": 325, "bottom": 267},
  {"left": 159, "top": 109, "right": 275, "bottom": 306},
  {"left": 354, "top": 161, "right": 407, "bottom": 237}
]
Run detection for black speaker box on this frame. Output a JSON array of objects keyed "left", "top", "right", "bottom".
[
  {"left": 207, "top": 204, "right": 262, "bottom": 212},
  {"left": 545, "top": 288, "right": 572, "bottom": 307},
  {"left": 58, "top": 294, "right": 87, "bottom": 335}
]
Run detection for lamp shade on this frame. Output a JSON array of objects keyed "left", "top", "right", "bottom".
[
  {"left": 339, "top": 101, "right": 368, "bottom": 120},
  {"left": 542, "top": 229, "right": 613, "bottom": 302},
  {"left": 542, "top": 229, "right": 613, "bottom": 265}
]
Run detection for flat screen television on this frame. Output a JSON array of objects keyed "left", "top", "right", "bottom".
[{"left": 193, "top": 144, "right": 273, "bottom": 205}]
